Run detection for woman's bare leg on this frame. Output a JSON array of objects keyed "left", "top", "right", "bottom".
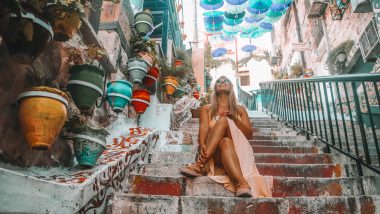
[{"left": 202, "top": 116, "right": 231, "bottom": 159}]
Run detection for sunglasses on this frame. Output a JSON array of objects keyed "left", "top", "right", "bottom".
[{"left": 216, "top": 78, "right": 231, "bottom": 84}]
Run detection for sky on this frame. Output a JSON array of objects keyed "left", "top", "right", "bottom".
[{"left": 181, "top": 0, "right": 273, "bottom": 93}]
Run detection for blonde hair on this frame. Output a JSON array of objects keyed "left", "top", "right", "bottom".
[{"left": 210, "top": 76, "right": 239, "bottom": 118}]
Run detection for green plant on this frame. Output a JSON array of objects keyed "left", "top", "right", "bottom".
[
  {"left": 175, "top": 48, "right": 191, "bottom": 67},
  {"left": 66, "top": 44, "right": 107, "bottom": 65},
  {"left": 130, "top": 35, "right": 157, "bottom": 58},
  {"left": 326, "top": 40, "right": 354, "bottom": 74},
  {"left": 290, "top": 63, "right": 303, "bottom": 77}
]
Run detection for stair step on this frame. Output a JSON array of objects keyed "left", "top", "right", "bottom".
[
  {"left": 255, "top": 163, "right": 354, "bottom": 177},
  {"left": 250, "top": 140, "right": 314, "bottom": 146},
  {"left": 251, "top": 135, "right": 306, "bottom": 140},
  {"left": 128, "top": 174, "right": 185, "bottom": 196},
  {"left": 252, "top": 146, "right": 319, "bottom": 154},
  {"left": 151, "top": 152, "right": 195, "bottom": 165},
  {"left": 254, "top": 154, "right": 333, "bottom": 164},
  {"left": 186, "top": 176, "right": 367, "bottom": 197}
]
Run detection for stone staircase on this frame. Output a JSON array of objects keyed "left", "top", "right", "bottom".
[{"left": 108, "top": 111, "right": 380, "bottom": 213}]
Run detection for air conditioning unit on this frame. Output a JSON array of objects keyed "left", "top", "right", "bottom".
[
  {"left": 308, "top": 1, "right": 328, "bottom": 19},
  {"left": 359, "top": 19, "right": 380, "bottom": 62},
  {"left": 351, "top": 0, "right": 373, "bottom": 13}
]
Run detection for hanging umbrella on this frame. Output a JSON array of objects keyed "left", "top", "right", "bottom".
[
  {"left": 212, "top": 48, "right": 227, "bottom": 57},
  {"left": 205, "top": 24, "right": 224, "bottom": 33},
  {"left": 272, "top": 0, "right": 292, "bottom": 4},
  {"left": 247, "top": 6, "right": 269, "bottom": 14},
  {"left": 240, "top": 32, "right": 252, "bottom": 38},
  {"left": 200, "top": 0, "right": 223, "bottom": 5},
  {"left": 251, "top": 28, "right": 265, "bottom": 38},
  {"left": 241, "top": 21, "right": 259, "bottom": 33},
  {"left": 225, "top": 0, "right": 248, "bottom": 5},
  {"left": 245, "top": 15, "right": 264, "bottom": 23},
  {"left": 224, "top": 1, "right": 248, "bottom": 14},
  {"left": 204, "top": 15, "right": 224, "bottom": 24},
  {"left": 224, "top": 17, "right": 244, "bottom": 26},
  {"left": 248, "top": 0, "right": 272, "bottom": 11},
  {"left": 224, "top": 11, "right": 246, "bottom": 20},
  {"left": 241, "top": 44, "right": 257, "bottom": 52},
  {"left": 260, "top": 22, "right": 273, "bottom": 32},
  {"left": 200, "top": 1, "right": 224, "bottom": 10},
  {"left": 203, "top": 10, "right": 224, "bottom": 17}
]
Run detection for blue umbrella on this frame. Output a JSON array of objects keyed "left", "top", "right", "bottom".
[
  {"left": 225, "top": 0, "right": 248, "bottom": 5},
  {"left": 247, "top": 6, "right": 269, "bottom": 14},
  {"left": 224, "top": 17, "right": 244, "bottom": 26},
  {"left": 245, "top": 16, "right": 264, "bottom": 23},
  {"left": 204, "top": 15, "right": 224, "bottom": 24},
  {"left": 260, "top": 22, "right": 273, "bottom": 31},
  {"left": 242, "top": 44, "right": 257, "bottom": 52},
  {"left": 200, "top": 1, "right": 224, "bottom": 10},
  {"left": 212, "top": 48, "right": 227, "bottom": 57},
  {"left": 248, "top": 0, "right": 272, "bottom": 11}
]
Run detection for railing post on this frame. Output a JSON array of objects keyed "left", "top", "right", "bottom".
[{"left": 322, "top": 82, "right": 335, "bottom": 147}]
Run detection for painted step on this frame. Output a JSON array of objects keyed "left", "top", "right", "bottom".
[
  {"left": 180, "top": 196, "right": 288, "bottom": 214},
  {"left": 252, "top": 146, "right": 319, "bottom": 154},
  {"left": 256, "top": 163, "right": 357, "bottom": 178},
  {"left": 150, "top": 152, "right": 195, "bottom": 165},
  {"left": 128, "top": 174, "right": 185, "bottom": 196},
  {"left": 254, "top": 154, "right": 333, "bottom": 164},
  {"left": 251, "top": 135, "right": 306, "bottom": 140},
  {"left": 110, "top": 194, "right": 179, "bottom": 214},
  {"left": 249, "top": 140, "right": 314, "bottom": 147},
  {"left": 186, "top": 176, "right": 368, "bottom": 197}
]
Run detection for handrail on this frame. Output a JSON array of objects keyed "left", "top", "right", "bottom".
[
  {"left": 238, "top": 86, "right": 257, "bottom": 111},
  {"left": 260, "top": 73, "right": 380, "bottom": 175}
]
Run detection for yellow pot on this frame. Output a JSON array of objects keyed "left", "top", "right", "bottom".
[{"left": 162, "top": 76, "right": 179, "bottom": 95}]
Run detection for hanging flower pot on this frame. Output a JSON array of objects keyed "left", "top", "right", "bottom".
[
  {"left": 106, "top": 80, "right": 133, "bottom": 112},
  {"left": 162, "top": 76, "right": 179, "bottom": 95},
  {"left": 193, "top": 91, "right": 200, "bottom": 100},
  {"left": 138, "top": 51, "right": 154, "bottom": 69},
  {"left": 174, "top": 59, "right": 184, "bottom": 67},
  {"left": 45, "top": 4, "right": 82, "bottom": 41},
  {"left": 131, "top": 89, "right": 151, "bottom": 114},
  {"left": 134, "top": 11, "right": 153, "bottom": 36},
  {"left": 2, "top": 12, "right": 53, "bottom": 64},
  {"left": 67, "top": 64, "right": 105, "bottom": 111},
  {"left": 124, "top": 58, "right": 148, "bottom": 84},
  {"left": 18, "top": 87, "right": 68, "bottom": 150},
  {"left": 173, "top": 87, "right": 186, "bottom": 98},
  {"left": 72, "top": 125, "right": 108, "bottom": 167},
  {"left": 142, "top": 66, "right": 160, "bottom": 88}
]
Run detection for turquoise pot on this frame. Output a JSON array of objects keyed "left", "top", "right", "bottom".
[
  {"left": 106, "top": 80, "right": 133, "bottom": 112},
  {"left": 73, "top": 126, "right": 108, "bottom": 167}
]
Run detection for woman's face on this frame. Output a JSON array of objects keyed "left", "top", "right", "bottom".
[{"left": 215, "top": 77, "right": 231, "bottom": 94}]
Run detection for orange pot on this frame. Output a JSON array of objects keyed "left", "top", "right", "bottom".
[
  {"left": 174, "top": 59, "right": 183, "bottom": 67},
  {"left": 131, "top": 89, "right": 151, "bottom": 114},
  {"left": 18, "top": 87, "right": 68, "bottom": 150},
  {"left": 162, "top": 76, "right": 179, "bottom": 95}
]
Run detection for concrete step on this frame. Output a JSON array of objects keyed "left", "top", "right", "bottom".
[
  {"left": 254, "top": 154, "right": 333, "bottom": 164},
  {"left": 150, "top": 152, "right": 195, "bottom": 165},
  {"left": 252, "top": 146, "right": 319, "bottom": 154},
  {"left": 186, "top": 176, "right": 368, "bottom": 197},
  {"left": 251, "top": 135, "right": 306, "bottom": 140},
  {"left": 249, "top": 140, "right": 314, "bottom": 147},
  {"left": 128, "top": 174, "right": 185, "bottom": 196}
]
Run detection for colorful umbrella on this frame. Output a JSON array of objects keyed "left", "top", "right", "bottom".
[
  {"left": 225, "top": 0, "right": 248, "bottom": 5},
  {"left": 200, "top": 1, "right": 224, "bottom": 10},
  {"left": 212, "top": 47, "right": 227, "bottom": 57},
  {"left": 241, "top": 44, "right": 257, "bottom": 52}
]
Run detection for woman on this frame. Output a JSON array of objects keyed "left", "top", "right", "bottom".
[{"left": 180, "top": 76, "right": 273, "bottom": 197}]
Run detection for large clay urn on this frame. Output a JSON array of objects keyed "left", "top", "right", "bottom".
[
  {"left": 18, "top": 87, "right": 68, "bottom": 150},
  {"left": 125, "top": 58, "right": 148, "bottom": 84},
  {"left": 45, "top": 3, "right": 82, "bottom": 41},
  {"left": 131, "top": 89, "right": 151, "bottom": 114},
  {"left": 142, "top": 66, "right": 160, "bottom": 88},
  {"left": 106, "top": 80, "right": 133, "bottom": 112},
  {"left": 72, "top": 125, "right": 108, "bottom": 168},
  {"left": 134, "top": 11, "right": 153, "bottom": 36},
  {"left": 162, "top": 76, "right": 179, "bottom": 96},
  {"left": 2, "top": 12, "right": 53, "bottom": 64},
  {"left": 67, "top": 64, "right": 105, "bottom": 111}
]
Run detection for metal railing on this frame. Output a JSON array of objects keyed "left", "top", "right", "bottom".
[
  {"left": 260, "top": 73, "right": 380, "bottom": 175},
  {"left": 238, "top": 87, "right": 258, "bottom": 111}
]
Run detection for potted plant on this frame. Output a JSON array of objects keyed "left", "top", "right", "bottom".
[
  {"left": 174, "top": 48, "right": 191, "bottom": 68},
  {"left": 18, "top": 86, "right": 69, "bottom": 150},
  {"left": 125, "top": 58, "right": 148, "bottom": 84},
  {"left": 106, "top": 80, "right": 133, "bottom": 112},
  {"left": 131, "top": 89, "right": 151, "bottom": 114},
  {"left": 44, "top": 0, "right": 83, "bottom": 42},
  {"left": 130, "top": 35, "right": 157, "bottom": 69},
  {"left": 66, "top": 121, "right": 109, "bottom": 168},
  {"left": 290, "top": 63, "right": 303, "bottom": 78},
  {"left": 326, "top": 40, "right": 354, "bottom": 75},
  {"left": 1, "top": 3, "right": 54, "bottom": 64},
  {"left": 134, "top": 9, "right": 153, "bottom": 36},
  {"left": 67, "top": 44, "right": 107, "bottom": 112}
]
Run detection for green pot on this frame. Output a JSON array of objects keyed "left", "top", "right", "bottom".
[
  {"left": 134, "top": 11, "right": 153, "bottom": 36},
  {"left": 67, "top": 64, "right": 105, "bottom": 111}
]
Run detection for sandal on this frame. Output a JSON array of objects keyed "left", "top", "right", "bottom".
[
  {"left": 180, "top": 162, "right": 205, "bottom": 177},
  {"left": 236, "top": 181, "right": 252, "bottom": 197}
]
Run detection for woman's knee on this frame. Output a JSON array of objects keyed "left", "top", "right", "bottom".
[
  {"left": 219, "top": 137, "right": 233, "bottom": 150},
  {"left": 215, "top": 116, "right": 228, "bottom": 127}
]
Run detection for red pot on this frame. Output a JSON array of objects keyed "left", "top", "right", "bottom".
[
  {"left": 142, "top": 66, "right": 159, "bottom": 87},
  {"left": 174, "top": 59, "right": 183, "bottom": 67},
  {"left": 131, "top": 89, "right": 151, "bottom": 114},
  {"left": 193, "top": 91, "right": 200, "bottom": 100}
]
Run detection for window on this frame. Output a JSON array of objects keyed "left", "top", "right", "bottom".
[
  {"left": 240, "top": 76, "right": 250, "bottom": 86},
  {"left": 312, "top": 19, "right": 324, "bottom": 47}
]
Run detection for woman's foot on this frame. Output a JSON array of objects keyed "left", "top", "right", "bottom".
[
  {"left": 180, "top": 162, "right": 205, "bottom": 177},
  {"left": 236, "top": 180, "right": 252, "bottom": 197}
]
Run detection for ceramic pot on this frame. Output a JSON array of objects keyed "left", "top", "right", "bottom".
[
  {"left": 2, "top": 12, "right": 53, "bottom": 64},
  {"left": 193, "top": 91, "right": 200, "bottom": 100},
  {"left": 72, "top": 126, "right": 108, "bottom": 167},
  {"left": 45, "top": 4, "right": 81, "bottom": 41},
  {"left": 138, "top": 52, "right": 154, "bottom": 69},
  {"left": 162, "top": 76, "right": 179, "bottom": 95},
  {"left": 173, "top": 87, "right": 185, "bottom": 98},
  {"left": 131, "top": 89, "right": 150, "bottom": 114},
  {"left": 18, "top": 87, "right": 68, "bottom": 150},
  {"left": 67, "top": 64, "right": 105, "bottom": 111},
  {"left": 125, "top": 58, "right": 148, "bottom": 84},
  {"left": 142, "top": 66, "right": 159, "bottom": 88},
  {"left": 174, "top": 59, "right": 184, "bottom": 68},
  {"left": 134, "top": 11, "right": 153, "bottom": 36},
  {"left": 106, "top": 80, "right": 133, "bottom": 112}
]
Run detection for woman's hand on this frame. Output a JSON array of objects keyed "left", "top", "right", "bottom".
[{"left": 198, "top": 144, "right": 207, "bottom": 157}]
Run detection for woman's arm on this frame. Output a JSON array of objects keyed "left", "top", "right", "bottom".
[
  {"left": 232, "top": 106, "right": 253, "bottom": 139},
  {"left": 198, "top": 105, "right": 210, "bottom": 151}
]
